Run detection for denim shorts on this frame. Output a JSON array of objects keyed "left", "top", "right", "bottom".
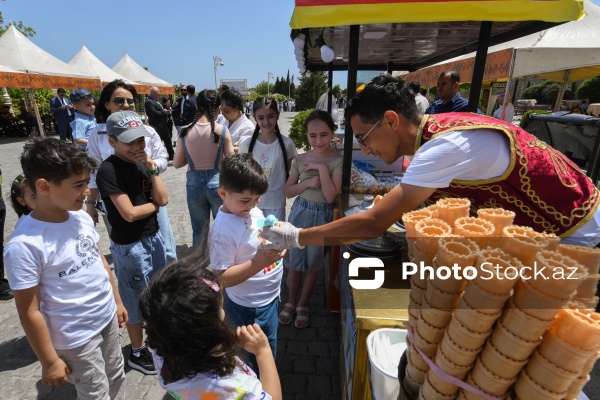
[
  {"left": 112, "top": 231, "right": 166, "bottom": 324},
  {"left": 287, "top": 197, "right": 333, "bottom": 273}
]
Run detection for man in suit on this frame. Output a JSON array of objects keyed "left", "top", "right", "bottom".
[
  {"left": 171, "top": 84, "right": 188, "bottom": 134},
  {"left": 182, "top": 84, "right": 197, "bottom": 125},
  {"left": 144, "top": 86, "right": 174, "bottom": 160},
  {"left": 50, "top": 88, "right": 74, "bottom": 141}
]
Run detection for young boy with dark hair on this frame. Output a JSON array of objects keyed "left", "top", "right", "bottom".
[
  {"left": 70, "top": 88, "right": 97, "bottom": 150},
  {"left": 4, "top": 138, "right": 128, "bottom": 398},
  {"left": 96, "top": 110, "right": 168, "bottom": 375},
  {"left": 209, "top": 153, "right": 285, "bottom": 374}
]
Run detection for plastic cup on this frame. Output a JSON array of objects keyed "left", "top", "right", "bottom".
[
  {"left": 439, "top": 333, "right": 479, "bottom": 367},
  {"left": 558, "top": 244, "right": 600, "bottom": 275},
  {"left": 473, "top": 248, "right": 522, "bottom": 295},
  {"left": 480, "top": 340, "right": 527, "bottom": 380},
  {"left": 501, "top": 298, "right": 553, "bottom": 342},
  {"left": 454, "top": 217, "right": 495, "bottom": 249},
  {"left": 529, "top": 250, "right": 588, "bottom": 299},
  {"left": 421, "top": 296, "right": 453, "bottom": 329},
  {"left": 490, "top": 320, "right": 541, "bottom": 361},
  {"left": 446, "top": 317, "right": 490, "bottom": 351},
  {"left": 469, "top": 356, "right": 516, "bottom": 396},
  {"left": 514, "top": 369, "right": 567, "bottom": 400},
  {"left": 436, "top": 197, "right": 471, "bottom": 228},
  {"left": 526, "top": 349, "right": 579, "bottom": 393},
  {"left": 454, "top": 297, "right": 502, "bottom": 334},
  {"left": 512, "top": 279, "right": 570, "bottom": 321},
  {"left": 425, "top": 281, "right": 461, "bottom": 311},
  {"left": 476, "top": 208, "right": 515, "bottom": 238},
  {"left": 462, "top": 280, "right": 511, "bottom": 313},
  {"left": 552, "top": 308, "right": 600, "bottom": 351},
  {"left": 538, "top": 327, "right": 594, "bottom": 373}
]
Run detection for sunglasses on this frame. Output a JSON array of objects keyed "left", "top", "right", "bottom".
[
  {"left": 111, "top": 97, "right": 135, "bottom": 106},
  {"left": 181, "top": 89, "right": 187, "bottom": 92},
  {"left": 356, "top": 119, "right": 381, "bottom": 147}
]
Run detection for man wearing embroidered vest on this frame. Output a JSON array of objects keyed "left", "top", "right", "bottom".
[{"left": 260, "top": 74, "right": 600, "bottom": 250}]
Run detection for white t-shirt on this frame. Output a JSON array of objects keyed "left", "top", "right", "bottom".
[
  {"left": 4, "top": 211, "right": 116, "bottom": 349},
  {"left": 238, "top": 135, "right": 298, "bottom": 210},
  {"left": 209, "top": 207, "right": 283, "bottom": 308},
  {"left": 153, "top": 352, "right": 271, "bottom": 400},
  {"left": 403, "top": 129, "right": 600, "bottom": 246},
  {"left": 493, "top": 103, "right": 515, "bottom": 122},
  {"left": 415, "top": 93, "right": 430, "bottom": 114},
  {"left": 224, "top": 114, "right": 255, "bottom": 145}
]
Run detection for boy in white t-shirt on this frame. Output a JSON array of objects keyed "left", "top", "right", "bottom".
[
  {"left": 209, "top": 154, "right": 286, "bottom": 374},
  {"left": 3, "top": 138, "right": 128, "bottom": 399}
]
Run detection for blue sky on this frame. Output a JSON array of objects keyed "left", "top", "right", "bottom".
[{"left": 2, "top": 0, "right": 599, "bottom": 91}]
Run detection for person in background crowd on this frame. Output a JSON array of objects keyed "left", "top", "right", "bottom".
[
  {"left": 493, "top": 96, "right": 515, "bottom": 122},
  {"left": 171, "top": 85, "right": 189, "bottom": 135},
  {"left": 410, "top": 81, "right": 429, "bottom": 114},
  {"left": 173, "top": 90, "right": 234, "bottom": 250},
  {"left": 145, "top": 87, "right": 174, "bottom": 161},
  {"left": 425, "top": 71, "right": 474, "bottom": 114},
  {"left": 183, "top": 85, "right": 197, "bottom": 125},
  {"left": 50, "top": 88, "right": 74, "bottom": 141},
  {"left": 0, "top": 164, "right": 12, "bottom": 300},
  {"left": 69, "top": 88, "right": 97, "bottom": 150},
  {"left": 162, "top": 97, "right": 174, "bottom": 142},
  {"left": 87, "top": 79, "right": 177, "bottom": 265},
  {"left": 10, "top": 173, "right": 36, "bottom": 225},
  {"left": 220, "top": 90, "right": 255, "bottom": 151},
  {"left": 571, "top": 105, "right": 584, "bottom": 114}
]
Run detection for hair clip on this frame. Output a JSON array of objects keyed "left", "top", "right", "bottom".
[{"left": 201, "top": 278, "right": 219, "bottom": 292}]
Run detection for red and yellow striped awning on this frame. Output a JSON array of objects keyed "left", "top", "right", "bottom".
[{"left": 290, "top": 0, "right": 585, "bottom": 28}]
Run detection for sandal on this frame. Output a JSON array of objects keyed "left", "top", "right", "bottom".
[
  {"left": 279, "top": 303, "right": 295, "bottom": 325},
  {"left": 295, "top": 307, "right": 310, "bottom": 329}
]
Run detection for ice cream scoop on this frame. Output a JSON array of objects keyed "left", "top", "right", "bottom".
[{"left": 257, "top": 215, "right": 278, "bottom": 229}]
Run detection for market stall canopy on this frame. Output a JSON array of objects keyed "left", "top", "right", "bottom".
[
  {"left": 68, "top": 46, "right": 151, "bottom": 94},
  {"left": 112, "top": 53, "right": 174, "bottom": 94},
  {"left": 402, "top": 0, "right": 600, "bottom": 85},
  {"left": 0, "top": 25, "right": 101, "bottom": 89},
  {"left": 291, "top": 0, "right": 585, "bottom": 72}
]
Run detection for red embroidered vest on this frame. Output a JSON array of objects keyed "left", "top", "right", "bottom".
[{"left": 417, "top": 113, "right": 599, "bottom": 237}]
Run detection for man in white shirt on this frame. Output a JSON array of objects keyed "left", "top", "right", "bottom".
[
  {"left": 410, "top": 81, "right": 429, "bottom": 114},
  {"left": 493, "top": 96, "right": 515, "bottom": 122}
]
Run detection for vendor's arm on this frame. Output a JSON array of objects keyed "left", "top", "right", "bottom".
[{"left": 299, "top": 183, "right": 435, "bottom": 246}]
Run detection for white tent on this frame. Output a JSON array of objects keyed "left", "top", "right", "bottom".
[
  {"left": 112, "top": 53, "right": 173, "bottom": 92},
  {"left": 0, "top": 25, "right": 100, "bottom": 88},
  {"left": 68, "top": 46, "right": 133, "bottom": 85}
]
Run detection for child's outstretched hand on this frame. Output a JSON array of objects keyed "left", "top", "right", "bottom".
[{"left": 236, "top": 323, "right": 271, "bottom": 356}]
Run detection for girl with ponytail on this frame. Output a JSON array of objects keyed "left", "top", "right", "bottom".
[
  {"left": 238, "top": 98, "right": 297, "bottom": 221},
  {"left": 173, "top": 90, "right": 234, "bottom": 250}
]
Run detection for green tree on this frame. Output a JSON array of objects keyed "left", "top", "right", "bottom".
[
  {"left": 255, "top": 80, "right": 274, "bottom": 96},
  {"left": 0, "top": 4, "right": 36, "bottom": 37},
  {"left": 522, "top": 80, "right": 560, "bottom": 104},
  {"left": 332, "top": 84, "right": 342, "bottom": 100},
  {"left": 575, "top": 76, "right": 600, "bottom": 103},
  {"left": 295, "top": 72, "right": 327, "bottom": 111}
]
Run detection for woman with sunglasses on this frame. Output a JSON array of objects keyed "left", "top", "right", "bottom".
[{"left": 86, "top": 79, "right": 177, "bottom": 265}]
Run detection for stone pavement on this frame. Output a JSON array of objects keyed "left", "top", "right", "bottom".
[{"left": 0, "top": 112, "right": 340, "bottom": 400}]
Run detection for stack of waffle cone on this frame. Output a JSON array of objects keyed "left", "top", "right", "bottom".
[
  {"left": 414, "top": 218, "right": 452, "bottom": 262},
  {"left": 528, "top": 251, "right": 588, "bottom": 299},
  {"left": 462, "top": 279, "right": 511, "bottom": 315},
  {"left": 426, "top": 344, "right": 473, "bottom": 397},
  {"left": 538, "top": 232, "right": 560, "bottom": 250},
  {"left": 436, "top": 197, "right": 471, "bottom": 228},
  {"left": 476, "top": 208, "right": 515, "bottom": 238},
  {"left": 499, "top": 225, "right": 549, "bottom": 266},
  {"left": 558, "top": 244, "right": 600, "bottom": 307},
  {"left": 512, "top": 277, "right": 573, "bottom": 321},
  {"left": 403, "top": 208, "right": 437, "bottom": 257},
  {"left": 430, "top": 237, "right": 479, "bottom": 294},
  {"left": 472, "top": 248, "right": 522, "bottom": 297},
  {"left": 454, "top": 217, "right": 495, "bottom": 249},
  {"left": 466, "top": 356, "right": 516, "bottom": 398}
]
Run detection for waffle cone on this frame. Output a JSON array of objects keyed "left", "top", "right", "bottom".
[
  {"left": 573, "top": 295, "right": 600, "bottom": 309},
  {"left": 402, "top": 209, "right": 436, "bottom": 238},
  {"left": 411, "top": 271, "right": 428, "bottom": 293},
  {"left": 418, "top": 315, "right": 446, "bottom": 344},
  {"left": 539, "top": 327, "right": 595, "bottom": 373},
  {"left": 413, "top": 325, "right": 439, "bottom": 358},
  {"left": 501, "top": 298, "right": 553, "bottom": 342},
  {"left": 454, "top": 217, "right": 495, "bottom": 249},
  {"left": 512, "top": 279, "right": 570, "bottom": 321},
  {"left": 576, "top": 273, "right": 600, "bottom": 299},
  {"left": 447, "top": 317, "right": 490, "bottom": 351},
  {"left": 558, "top": 244, "right": 600, "bottom": 275},
  {"left": 435, "top": 237, "right": 480, "bottom": 269},
  {"left": 430, "top": 258, "right": 468, "bottom": 294},
  {"left": 436, "top": 197, "right": 471, "bottom": 227},
  {"left": 407, "top": 237, "right": 416, "bottom": 256},
  {"left": 582, "top": 349, "right": 600, "bottom": 374},
  {"left": 415, "top": 218, "right": 452, "bottom": 253},
  {"left": 469, "top": 356, "right": 516, "bottom": 397},
  {"left": 427, "top": 365, "right": 460, "bottom": 397},
  {"left": 514, "top": 369, "right": 567, "bottom": 400},
  {"left": 408, "top": 339, "right": 431, "bottom": 371},
  {"left": 539, "top": 232, "right": 560, "bottom": 250},
  {"left": 434, "top": 345, "right": 473, "bottom": 380},
  {"left": 420, "top": 374, "right": 456, "bottom": 400},
  {"left": 425, "top": 280, "right": 461, "bottom": 310},
  {"left": 439, "top": 333, "right": 479, "bottom": 367},
  {"left": 461, "top": 374, "right": 505, "bottom": 400},
  {"left": 421, "top": 296, "right": 454, "bottom": 329},
  {"left": 406, "top": 357, "right": 427, "bottom": 384},
  {"left": 526, "top": 349, "right": 579, "bottom": 393},
  {"left": 462, "top": 280, "right": 511, "bottom": 313},
  {"left": 414, "top": 242, "right": 436, "bottom": 267},
  {"left": 530, "top": 250, "right": 588, "bottom": 299},
  {"left": 473, "top": 248, "right": 522, "bottom": 295},
  {"left": 476, "top": 208, "right": 515, "bottom": 237},
  {"left": 553, "top": 308, "right": 600, "bottom": 351},
  {"left": 565, "top": 374, "right": 590, "bottom": 399},
  {"left": 490, "top": 320, "right": 541, "bottom": 361},
  {"left": 480, "top": 340, "right": 527, "bottom": 380},
  {"left": 454, "top": 297, "right": 501, "bottom": 334},
  {"left": 499, "top": 225, "right": 549, "bottom": 265}
]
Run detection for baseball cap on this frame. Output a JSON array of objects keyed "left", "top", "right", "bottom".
[
  {"left": 106, "top": 111, "right": 150, "bottom": 143},
  {"left": 70, "top": 88, "right": 93, "bottom": 102}
]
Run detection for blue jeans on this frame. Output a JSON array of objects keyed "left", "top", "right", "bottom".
[
  {"left": 157, "top": 206, "right": 177, "bottom": 264},
  {"left": 224, "top": 293, "right": 279, "bottom": 375},
  {"left": 112, "top": 231, "right": 166, "bottom": 324},
  {"left": 186, "top": 169, "right": 222, "bottom": 249}
]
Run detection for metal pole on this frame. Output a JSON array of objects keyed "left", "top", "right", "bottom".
[
  {"left": 342, "top": 25, "right": 360, "bottom": 194},
  {"left": 468, "top": 21, "right": 493, "bottom": 113},
  {"left": 327, "top": 63, "right": 333, "bottom": 114}
]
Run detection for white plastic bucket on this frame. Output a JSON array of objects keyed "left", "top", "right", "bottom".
[{"left": 367, "top": 328, "right": 408, "bottom": 400}]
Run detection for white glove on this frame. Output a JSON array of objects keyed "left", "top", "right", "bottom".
[{"left": 259, "top": 221, "right": 303, "bottom": 250}]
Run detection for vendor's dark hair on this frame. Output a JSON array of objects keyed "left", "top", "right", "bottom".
[
  {"left": 304, "top": 109, "right": 336, "bottom": 132},
  {"left": 139, "top": 256, "right": 240, "bottom": 380},
  {"left": 180, "top": 90, "right": 221, "bottom": 143},
  {"left": 249, "top": 97, "right": 289, "bottom": 178},
  {"left": 21, "top": 138, "right": 97, "bottom": 194},
  {"left": 344, "top": 74, "right": 420, "bottom": 125},
  {"left": 219, "top": 153, "right": 268, "bottom": 196},
  {"left": 220, "top": 90, "right": 244, "bottom": 113},
  {"left": 95, "top": 79, "right": 138, "bottom": 123}
]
